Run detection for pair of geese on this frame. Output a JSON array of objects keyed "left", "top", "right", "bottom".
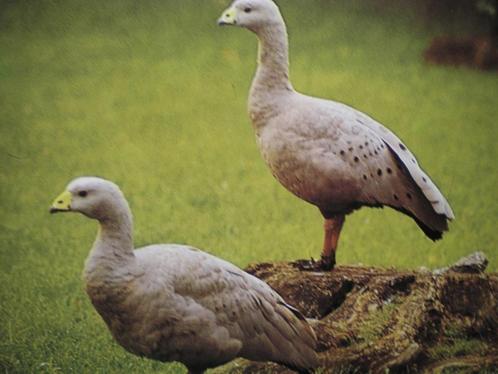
[{"left": 50, "top": 0, "right": 454, "bottom": 372}]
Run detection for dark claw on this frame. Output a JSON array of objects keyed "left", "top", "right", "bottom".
[
  {"left": 295, "top": 257, "right": 319, "bottom": 271},
  {"left": 294, "top": 254, "right": 336, "bottom": 272},
  {"left": 319, "top": 254, "right": 336, "bottom": 271}
]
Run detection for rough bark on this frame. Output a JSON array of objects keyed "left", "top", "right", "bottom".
[{"left": 224, "top": 252, "right": 498, "bottom": 373}]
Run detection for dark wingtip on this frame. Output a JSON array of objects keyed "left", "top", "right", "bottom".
[
  {"left": 388, "top": 205, "right": 446, "bottom": 241},
  {"left": 425, "top": 227, "right": 443, "bottom": 241},
  {"left": 413, "top": 213, "right": 447, "bottom": 241}
]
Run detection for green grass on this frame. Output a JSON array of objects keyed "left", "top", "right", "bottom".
[
  {"left": 428, "top": 338, "right": 489, "bottom": 361},
  {"left": 427, "top": 324, "right": 492, "bottom": 361},
  {"left": 1, "top": 0, "right": 497, "bottom": 372}
]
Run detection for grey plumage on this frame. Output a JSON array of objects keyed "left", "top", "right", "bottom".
[
  {"left": 219, "top": 0, "right": 454, "bottom": 268},
  {"left": 50, "top": 177, "right": 318, "bottom": 373},
  {"left": 259, "top": 95, "right": 454, "bottom": 237}
]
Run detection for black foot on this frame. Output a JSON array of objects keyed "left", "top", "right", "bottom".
[
  {"left": 319, "top": 254, "right": 336, "bottom": 271},
  {"left": 294, "top": 254, "right": 336, "bottom": 272},
  {"left": 294, "top": 258, "right": 319, "bottom": 271}
]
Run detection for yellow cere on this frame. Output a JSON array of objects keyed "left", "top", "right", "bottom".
[
  {"left": 219, "top": 7, "right": 237, "bottom": 24},
  {"left": 51, "top": 190, "right": 72, "bottom": 211}
]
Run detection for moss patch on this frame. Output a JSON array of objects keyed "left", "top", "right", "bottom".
[{"left": 357, "top": 302, "right": 398, "bottom": 342}]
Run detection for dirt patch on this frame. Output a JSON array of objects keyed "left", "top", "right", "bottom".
[{"left": 424, "top": 35, "right": 498, "bottom": 71}]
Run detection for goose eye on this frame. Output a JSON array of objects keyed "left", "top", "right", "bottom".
[
  {"left": 78, "top": 190, "right": 88, "bottom": 198},
  {"left": 244, "top": 7, "right": 252, "bottom": 13}
]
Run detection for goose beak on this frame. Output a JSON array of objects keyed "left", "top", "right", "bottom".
[
  {"left": 218, "top": 7, "right": 237, "bottom": 26},
  {"left": 50, "top": 190, "right": 72, "bottom": 214}
]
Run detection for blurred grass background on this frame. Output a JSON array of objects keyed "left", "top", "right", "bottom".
[{"left": 1, "top": 0, "right": 497, "bottom": 372}]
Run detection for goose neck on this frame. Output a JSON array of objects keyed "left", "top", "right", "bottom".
[
  {"left": 85, "top": 207, "right": 135, "bottom": 282},
  {"left": 97, "top": 215, "right": 134, "bottom": 256},
  {"left": 253, "top": 23, "right": 293, "bottom": 91}
]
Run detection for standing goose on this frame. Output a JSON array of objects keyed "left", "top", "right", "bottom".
[
  {"left": 218, "top": 0, "right": 454, "bottom": 270},
  {"left": 49, "top": 177, "right": 318, "bottom": 373}
]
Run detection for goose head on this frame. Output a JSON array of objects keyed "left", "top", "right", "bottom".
[
  {"left": 218, "top": 0, "right": 284, "bottom": 32},
  {"left": 50, "top": 177, "right": 129, "bottom": 222}
]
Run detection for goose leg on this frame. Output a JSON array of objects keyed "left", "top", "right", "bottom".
[{"left": 320, "top": 215, "right": 345, "bottom": 271}]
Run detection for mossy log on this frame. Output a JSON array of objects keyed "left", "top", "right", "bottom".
[{"left": 228, "top": 252, "right": 498, "bottom": 373}]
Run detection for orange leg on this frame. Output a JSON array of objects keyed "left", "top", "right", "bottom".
[{"left": 320, "top": 215, "right": 345, "bottom": 271}]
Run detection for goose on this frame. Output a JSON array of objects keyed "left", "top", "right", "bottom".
[
  {"left": 49, "top": 177, "right": 318, "bottom": 373},
  {"left": 218, "top": 0, "right": 454, "bottom": 270}
]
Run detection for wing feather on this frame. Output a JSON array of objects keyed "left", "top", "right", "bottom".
[
  {"left": 352, "top": 109, "right": 454, "bottom": 220},
  {"left": 169, "top": 249, "right": 318, "bottom": 370}
]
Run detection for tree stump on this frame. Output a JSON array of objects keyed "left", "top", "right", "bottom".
[{"left": 227, "top": 252, "right": 498, "bottom": 373}]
